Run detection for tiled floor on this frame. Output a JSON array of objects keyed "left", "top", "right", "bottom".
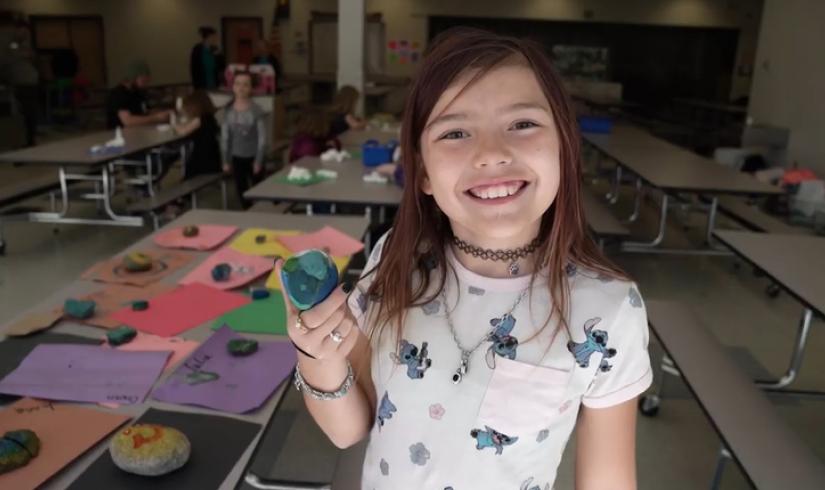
[{"left": 1, "top": 163, "right": 822, "bottom": 489}]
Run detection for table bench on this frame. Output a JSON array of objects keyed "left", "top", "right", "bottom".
[
  {"left": 126, "top": 173, "right": 228, "bottom": 229},
  {"left": 642, "top": 299, "right": 825, "bottom": 489}
]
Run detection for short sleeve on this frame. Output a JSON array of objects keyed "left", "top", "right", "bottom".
[
  {"left": 347, "top": 231, "right": 389, "bottom": 332},
  {"left": 582, "top": 284, "right": 653, "bottom": 409}
]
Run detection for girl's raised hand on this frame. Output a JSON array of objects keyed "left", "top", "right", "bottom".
[{"left": 275, "top": 258, "right": 359, "bottom": 363}]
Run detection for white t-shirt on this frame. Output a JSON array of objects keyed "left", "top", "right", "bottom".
[{"left": 348, "top": 233, "right": 653, "bottom": 490}]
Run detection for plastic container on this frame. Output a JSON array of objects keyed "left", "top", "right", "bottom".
[
  {"left": 578, "top": 116, "right": 613, "bottom": 134},
  {"left": 362, "top": 139, "right": 399, "bottom": 167}
]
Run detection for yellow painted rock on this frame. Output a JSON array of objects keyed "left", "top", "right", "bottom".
[
  {"left": 109, "top": 424, "right": 190, "bottom": 476},
  {"left": 123, "top": 252, "right": 154, "bottom": 273}
]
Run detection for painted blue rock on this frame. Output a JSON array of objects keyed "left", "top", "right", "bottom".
[{"left": 280, "top": 250, "right": 338, "bottom": 311}]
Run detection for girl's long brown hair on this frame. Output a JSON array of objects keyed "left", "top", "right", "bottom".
[{"left": 366, "top": 27, "right": 627, "bottom": 346}]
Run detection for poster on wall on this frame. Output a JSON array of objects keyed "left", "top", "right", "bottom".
[
  {"left": 388, "top": 40, "right": 421, "bottom": 65},
  {"left": 551, "top": 45, "right": 608, "bottom": 80}
]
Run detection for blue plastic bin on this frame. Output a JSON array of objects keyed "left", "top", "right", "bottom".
[
  {"left": 578, "top": 116, "right": 613, "bottom": 134},
  {"left": 362, "top": 139, "right": 399, "bottom": 167}
]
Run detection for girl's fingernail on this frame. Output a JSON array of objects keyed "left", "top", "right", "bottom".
[{"left": 342, "top": 282, "right": 353, "bottom": 293}]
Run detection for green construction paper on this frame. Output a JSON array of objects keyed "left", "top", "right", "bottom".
[
  {"left": 274, "top": 173, "right": 333, "bottom": 187},
  {"left": 211, "top": 290, "right": 287, "bottom": 335}
]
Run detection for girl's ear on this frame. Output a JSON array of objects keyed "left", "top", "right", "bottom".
[{"left": 418, "top": 155, "right": 433, "bottom": 195}]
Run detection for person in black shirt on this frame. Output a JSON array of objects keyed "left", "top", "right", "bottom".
[
  {"left": 190, "top": 27, "right": 224, "bottom": 90},
  {"left": 253, "top": 38, "right": 283, "bottom": 93},
  {"left": 327, "top": 85, "right": 366, "bottom": 138},
  {"left": 105, "top": 60, "right": 171, "bottom": 129},
  {"left": 173, "top": 91, "right": 221, "bottom": 179}
]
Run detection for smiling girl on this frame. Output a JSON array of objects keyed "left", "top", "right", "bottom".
[{"left": 276, "top": 27, "right": 652, "bottom": 489}]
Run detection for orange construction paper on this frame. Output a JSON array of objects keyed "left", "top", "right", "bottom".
[
  {"left": 81, "top": 250, "right": 194, "bottom": 287},
  {"left": 0, "top": 398, "right": 130, "bottom": 489},
  {"left": 5, "top": 310, "right": 64, "bottom": 337},
  {"left": 153, "top": 225, "right": 238, "bottom": 251}
]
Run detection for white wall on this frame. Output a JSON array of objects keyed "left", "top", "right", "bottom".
[{"left": 749, "top": 0, "right": 825, "bottom": 174}]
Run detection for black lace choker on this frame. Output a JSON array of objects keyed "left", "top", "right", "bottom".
[{"left": 452, "top": 236, "right": 540, "bottom": 276}]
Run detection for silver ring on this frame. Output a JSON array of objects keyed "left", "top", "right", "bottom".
[
  {"left": 329, "top": 330, "right": 344, "bottom": 343},
  {"left": 294, "top": 313, "right": 309, "bottom": 334}
]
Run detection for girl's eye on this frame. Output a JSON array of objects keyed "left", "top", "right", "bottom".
[
  {"left": 511, "top": 121, "right": 538, "bottom": 130},
  {"left": 439, "top": 130, "right": 468, "bottom": 140}
]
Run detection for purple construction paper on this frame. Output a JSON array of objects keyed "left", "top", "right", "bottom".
[
  {"left": 0, "top": 344, "right": 169, "bottom": 405},
  {"left": 152, "top": 325, "right": 297, "bottom": 414}
]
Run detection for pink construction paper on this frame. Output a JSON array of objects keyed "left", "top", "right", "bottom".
[
  {"left": 104, "top": 333, "right": 200, "bottom": 373},
  {"left": 108, "top": 283, "right": 251, "bottom": 337},
  {"left": 153, "top": 225, "right": 238, "bottom": 251},
  {"left": 179, "top": 247, "right": 274, "bottom": 290},
  {"left": 277, "top": 226, "right": 364, "bottom": 256}
]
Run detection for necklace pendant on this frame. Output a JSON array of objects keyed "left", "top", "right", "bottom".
[
  {"left": 508, "top": 261, "right": 520, "bottom": 276},
  {"left": 452, "top": 354, "right": 469, "bottom": 384}
]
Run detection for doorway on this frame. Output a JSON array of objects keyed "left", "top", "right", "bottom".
[{"left": 222, "top": 17, "right": 264, "bottom": 65}]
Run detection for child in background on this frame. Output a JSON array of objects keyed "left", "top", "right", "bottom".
[
  {"left": 221, "top": 71, "right": 267, "bottom": 209},
  {"left": 327, "top": 85, "right": 366, "bottom": 138},
  {"left": 275, "top": 27, "right": 652, "bottom": 490},
  {"left": 174, "top": 91, "right": 221, "bottom": 179},
  {"left": 288, "top": 107, "right": 338, "bottom": 163}
]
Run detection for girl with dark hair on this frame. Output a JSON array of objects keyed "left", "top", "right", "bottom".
[
  {"left": 174, "top": 90, "right": 221, "bottom": 178},
  {"left": 275, "top": 28, "right": 651, "bottom": 489},
  {"left": 327, "top": 85, "right": 366, "bottom": 138}
]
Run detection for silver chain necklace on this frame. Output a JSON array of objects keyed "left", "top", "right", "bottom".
[
  {"left": 452, "top": 236, "right": 540, "bottom": 276},
  {"left": 442, "top": 287, "right": 528, "bottom": 384}
]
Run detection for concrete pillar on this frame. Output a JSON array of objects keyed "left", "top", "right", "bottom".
[{"left": 337, "top": 0, "right": 366, "bottom": 115}]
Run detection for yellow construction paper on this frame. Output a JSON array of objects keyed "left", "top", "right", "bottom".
[
  {"left": 229, "top": 228, "right": 300, "bottom": 257},
  {"left": 265, "top": 256, "right": 351, "bottom": 290}
]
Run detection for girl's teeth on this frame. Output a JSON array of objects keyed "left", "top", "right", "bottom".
[{"left": 470, "top": 183, "right": 523, "bottom": 199}]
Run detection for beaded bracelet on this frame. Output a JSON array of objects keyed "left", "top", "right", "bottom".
[{"left": 293, "top": 362, "right": 354, "bottom": 401}]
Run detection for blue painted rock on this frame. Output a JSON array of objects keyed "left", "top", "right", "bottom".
[
  {"left": 110, "top": 424, "right": 190, "bottom": 476},
  {"left": 280, "top": 249, "right": 338, "bottom": 311},
  {"left": 211, "top": 263, "right": 232, "bottom": 282},
  {"left": 250, "top": 288, "right": 270, "bottom": 300},
  {"left": 64, "top": 298, "right": 96, "bottom": 319},
  {"left": 123, "top": 252, "right": 153, "bottom": 272},
  {"left": 107, "top": 325, "right": 137, "bottom": 346},
  {"left": 0, "top": 429, "right": 40, "bottom": 475}
]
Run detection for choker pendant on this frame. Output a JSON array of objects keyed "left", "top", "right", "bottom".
[{"left": 508, "top": 261, "right": 520, "bottom": 276}]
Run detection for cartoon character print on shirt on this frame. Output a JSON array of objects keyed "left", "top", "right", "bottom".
[
  {"left": 521, "top": 477, "right": 551, "bottom": 490},
  {"left": 628, "top": 287, "right": 643, "bottom": 308},
  {"left": 485, "top": 313, "right": 520, "bottom": 369},
  {"left": 470, "top": 426, "right": 519, "bottom": 455},
  {"left": 390, "top": 339, "right": 432, "bottom": 379},
  {"left": 377, "top": 392, "right": 397, "bottom": 430},
  {"left": 567, "top": 317, "right": 617, "bottom": 373}
]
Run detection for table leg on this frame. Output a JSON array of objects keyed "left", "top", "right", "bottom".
[
  {"left": 704, "top": 196, "right": 719, "bottom": 245},
  {"left": 757, "top": 308, "right": 813, "bottom": 391},
  {"left": 622, "top": 194, "right": 669, "bottom": 249},
  {"left": 30, "top": 166, "right": 143, "bottom": 226},
  {"left": 710, "top": 446, "right": 732, "bottom": 490},
  {"left": 626, "top": 178, "right": 643, "bottom": 223},
  {"left": 221, "top": 180, "right": 228, "bottom": 209},
  {"left": 606, "top": 165, "right": 622, "bottom": 204}
]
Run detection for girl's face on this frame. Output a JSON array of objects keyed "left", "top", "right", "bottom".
[
  {"left": 420, "top": 63, "right": 561, "bottom": 244},
  {"left": 233, "top": 75, "right": 252, "bottom": 99}
]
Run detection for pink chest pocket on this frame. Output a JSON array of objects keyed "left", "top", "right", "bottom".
[{"left": 477, "top": 356, "right": 572, "bottom": 437}]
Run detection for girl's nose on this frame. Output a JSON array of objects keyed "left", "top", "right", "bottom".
[{"left": 474, "top": 133, "right": 513, "bottom": 168}]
